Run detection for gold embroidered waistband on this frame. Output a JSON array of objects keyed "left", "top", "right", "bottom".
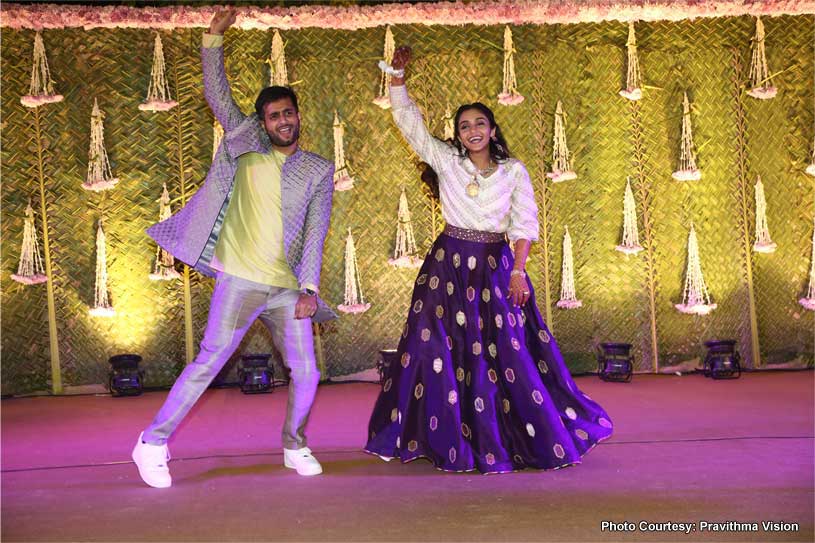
[{"left": 443, "top": 224, "right": 506, "bottom": 243}]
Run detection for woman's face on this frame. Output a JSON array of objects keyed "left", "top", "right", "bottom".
[{"left": 457, "top": 108, "right": 496, "bottom": 155}]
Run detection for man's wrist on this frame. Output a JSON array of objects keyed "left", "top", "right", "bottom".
[
  {"left": 301, "top": 288, "right": 317, "bottom": 297},
  {"left": 202, "top": 33, "right": 224, "bottom": 48}
]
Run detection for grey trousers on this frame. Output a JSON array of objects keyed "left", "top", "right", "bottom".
[{"left": 143, "top": 272, "right": 319, "bottom": 449}]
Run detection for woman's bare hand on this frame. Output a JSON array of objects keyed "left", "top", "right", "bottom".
[{"left": 209, "top": 8, "right": 237, "bottom": 35}]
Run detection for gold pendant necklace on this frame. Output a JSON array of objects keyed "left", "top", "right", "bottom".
[
  {"left": 466, "top": 175, "right": 480, "bottom": 198},
  {"left": 466, "top": 161, "right": 496, "bottom": 198}
]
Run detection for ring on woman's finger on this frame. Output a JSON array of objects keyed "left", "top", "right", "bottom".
[{"left": 522, "top": 291, "right": 530, "bottom": 295}]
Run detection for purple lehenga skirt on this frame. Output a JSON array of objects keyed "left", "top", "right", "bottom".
[{"left": 365, "top": 225, "right": 613, "bottom": 474}]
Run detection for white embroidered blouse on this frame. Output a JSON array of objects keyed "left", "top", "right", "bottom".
[{"left": 390, "top": 85, "right": 539, "bottom": 242}]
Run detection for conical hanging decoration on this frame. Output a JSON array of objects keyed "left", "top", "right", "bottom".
[
  {"left": 149, "top": 184, "right": 182, "bottom": 280},
  {"left": 139, "top": 33, "right": 177, "bottom": 112},
  {"left": 20, "top": 32, "right": 63, "bottom": 108},
  {"left": 619, "top": 21, "right": 642, "bottom": 101},
  {"left": 443, "top": 104, "right": 455, "bottom": 141},
  {"left": 89, "top": 219, "right": 115, "bottom": 317},
  {"left": 675, "top": 223, "right": 716, "bottom": 315},
  {"left": 268, "top": 30, "right": 288, "bottom": 87},
  {"left": 212, "top": 118, "right": 224, "bottom": 161},
  {"left": 497, "top": 26, "right": 524, "bottom": 106},
  {"left": 799, "top": 217, "right": 815, "bottom": 310},
  {"left": 11, "top": 200, "right": 48, "bottom": 285},
  {"left": 333, "top": 110, "right": 355, "bottom": 191},
  {"left": 546, "top": 101, "right": 577, "bottom": 182},
  {"left": 83, "top": 98, "right": 119, "bottom": 192},
  {"left": 557, "top": 226, "right": 582, "bottom": 309},
  {"left": 806, "top": 136, "right": 815, "bottom": 177},
  {"left": 747, "top": 16, "right": 777, "bottom": 100},
  {"left": 373, "top": 26, "right": 395, "bottom": 109},
  {"left": 388, "top": 186, "right": 423, "bottom": 268},
  {"left": 615, "top": 177, "right": 643, "bottom": 255},
  {"left": 338, "top": 228, "right": 371, "bottom": 314},
  {"left": 671, "top": 92, "right": 701, "bottom": 181},
  {"left": 752, "top": 176, "right": 777, "bottom": 253}
]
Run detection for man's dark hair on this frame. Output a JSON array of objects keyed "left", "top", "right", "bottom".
[{"left": 255, "top": 86, "right": 299, "bottom": 117}]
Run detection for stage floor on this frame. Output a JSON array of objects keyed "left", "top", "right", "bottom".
[{"left": 2, "top": 371, "right": 813, "bottom": 542}]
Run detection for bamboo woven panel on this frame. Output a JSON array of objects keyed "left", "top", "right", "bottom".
[
  {"left": 742, "top": 16, "right": 815, "bottom": 365},
  {"left": 636, "top": 19, "right": 750, "bottom": 369},
  {"left": 1, "top": 16, "right": 813, "bottom": 395},
  {"left": 1, "top": 37, "right": 53, "bottom": 393}
]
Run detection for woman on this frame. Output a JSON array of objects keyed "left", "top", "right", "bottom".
[{"left": 365, "top": 46, "right": 613, "bottom": 473}]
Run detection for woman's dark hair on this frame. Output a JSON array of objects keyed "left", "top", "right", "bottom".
[
  {"left": 419, "top": 102, "right": 511, "bottom": 200},
  {"left": 255, "top": 86, "right": 299, "bottom": 118}
]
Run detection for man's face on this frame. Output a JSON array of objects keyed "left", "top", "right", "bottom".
[{"left": 261, "top": 97, "right": 300, "bottom": 149}]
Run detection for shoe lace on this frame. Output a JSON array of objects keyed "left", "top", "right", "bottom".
[{"left": 144, "top": 444, "right": 170, "bottom": 468}]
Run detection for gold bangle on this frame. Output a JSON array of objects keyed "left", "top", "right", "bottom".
[{"left": 510, "top": 270, "right": 526, "bottom": 278}]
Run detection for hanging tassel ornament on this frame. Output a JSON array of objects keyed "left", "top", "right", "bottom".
[
  {"left": 20, "top": 32, "right": 63, "bottom": 108},
  {"left": 615, "top": 177, "right": 643, "bottom": 255},
  {"left": 338, "top": 228, "right": 371, "bottom": 314},
  {"left": 675, "top": 223, "right": 717, "bottom": 315},
  {"left": 89, "top": 220, "right": 115, "bottom": 317},
  {"left": 557, "top": 226, "right": 582, "bottom": 309},
  {"left": 11, "top": 200, "right": 48, "bottom": 285},
  {"left": 139, "top": 33, "right": 177, "bottom": 112},
  {"left": 82, "top": 98, "right": 119, "bottom": 192},
  {"left": 268, "top": 30, "right": 288, "bottom": 87},
  {"left": 806, "top": 136, "right": 815, "bottom": 177},
  {"left": 149, "top": 184, "right": 181, "bottom": 280},
  {"left": 212, "top": 118, "right": 224, "bottom": 161},
  {"left": 388, "top": 186, "right": 423, "bottom": 268},
  {"left": 619, "top": 22, "right": 642, "bottom": 101},
  {"left": 752, "top": 176, "right": 777, "bottom": 253},
  {"left": 333, "top": 110, "right": 355, "bottom": 191},
  {"left": 671, "top": 92, "right": 701, "bottom": 181},
  {"left": 799, "top": 217, "right": 815, "bottom": 310},
  {"left": 547, "top": 101, "right": 577, "bottom": 182},
  {"left": 747, "top": 17, "right": 777, "bottom": 100},
  {"left": 497, "top": 26, "right": 524, "bottom": 106},
  {"left": 373, "top": 26, "right": 395, "bottom": 109}
]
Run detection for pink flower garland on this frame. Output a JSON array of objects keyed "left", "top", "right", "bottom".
[{"left": 2, "top": 0, "right": 813, "bottom": 30}]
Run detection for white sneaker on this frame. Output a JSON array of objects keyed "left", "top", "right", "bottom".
[
  {"left": 283, "top": 446, "right": 323, "bottom": 476},
  {"left": 132, "top": 432, "right": 172, "bottom": 488}
]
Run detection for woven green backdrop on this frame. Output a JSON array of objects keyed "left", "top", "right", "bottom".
[{"left": 2, "top": 15, "right": 813, "bottom": 395}]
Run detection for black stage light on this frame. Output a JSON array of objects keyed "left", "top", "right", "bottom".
[
  {"left": 238, "top": 354, "right": 274, "bottom": 394},
  {"left": 597, "top": 342, "right": 634, "bottom": 382},
  {"left": 703, "top": 340, "right": 741, "bottom": 379},
  {"left": 377, "top": 349, "right": 399, "bottom": 385},
  {"left": 108, "top": 354, "right": 144, "bottom": 397}
]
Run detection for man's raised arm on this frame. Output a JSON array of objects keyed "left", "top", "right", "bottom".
[{"left": 202, "top": 8, "right": 245, "bottom": 132}]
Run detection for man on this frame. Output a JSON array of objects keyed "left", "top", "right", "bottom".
[{"left": 132, "top": 8, "right": 336, "bottom": 488}]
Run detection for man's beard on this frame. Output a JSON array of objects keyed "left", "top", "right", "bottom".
[{"left": 267, "top": 125, "right": 299, "bottom": 147}]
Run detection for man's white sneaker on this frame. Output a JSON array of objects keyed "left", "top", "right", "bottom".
[
  {"left": 283, "top": 446, "right": 323, "bottom": 476},
  {"left": 132, "top": 432, "right": 172, "bottom": 488}
]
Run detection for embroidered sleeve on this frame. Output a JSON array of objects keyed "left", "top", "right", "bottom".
[
  {"left": 201, "top": 34, "right": 245, "bottom": 132},
  {"left": 507, "top": 161, "right": 540, "bottom": 242},
  {"left": 389, "top": 85, "right": 452, "bottom": 173},
  {"left": 299, "top": 162, "right": 335, "bottom": 290}
]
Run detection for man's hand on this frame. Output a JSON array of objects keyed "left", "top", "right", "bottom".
[
  {"left": 391, "top": 46, "right": 411, "bottom": 70},
  {"left": 294, "top": 293, "right": 318, "bottom": 320},
  {"left": 209, "top": 8, "right": 237, "bottom": 35}
]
